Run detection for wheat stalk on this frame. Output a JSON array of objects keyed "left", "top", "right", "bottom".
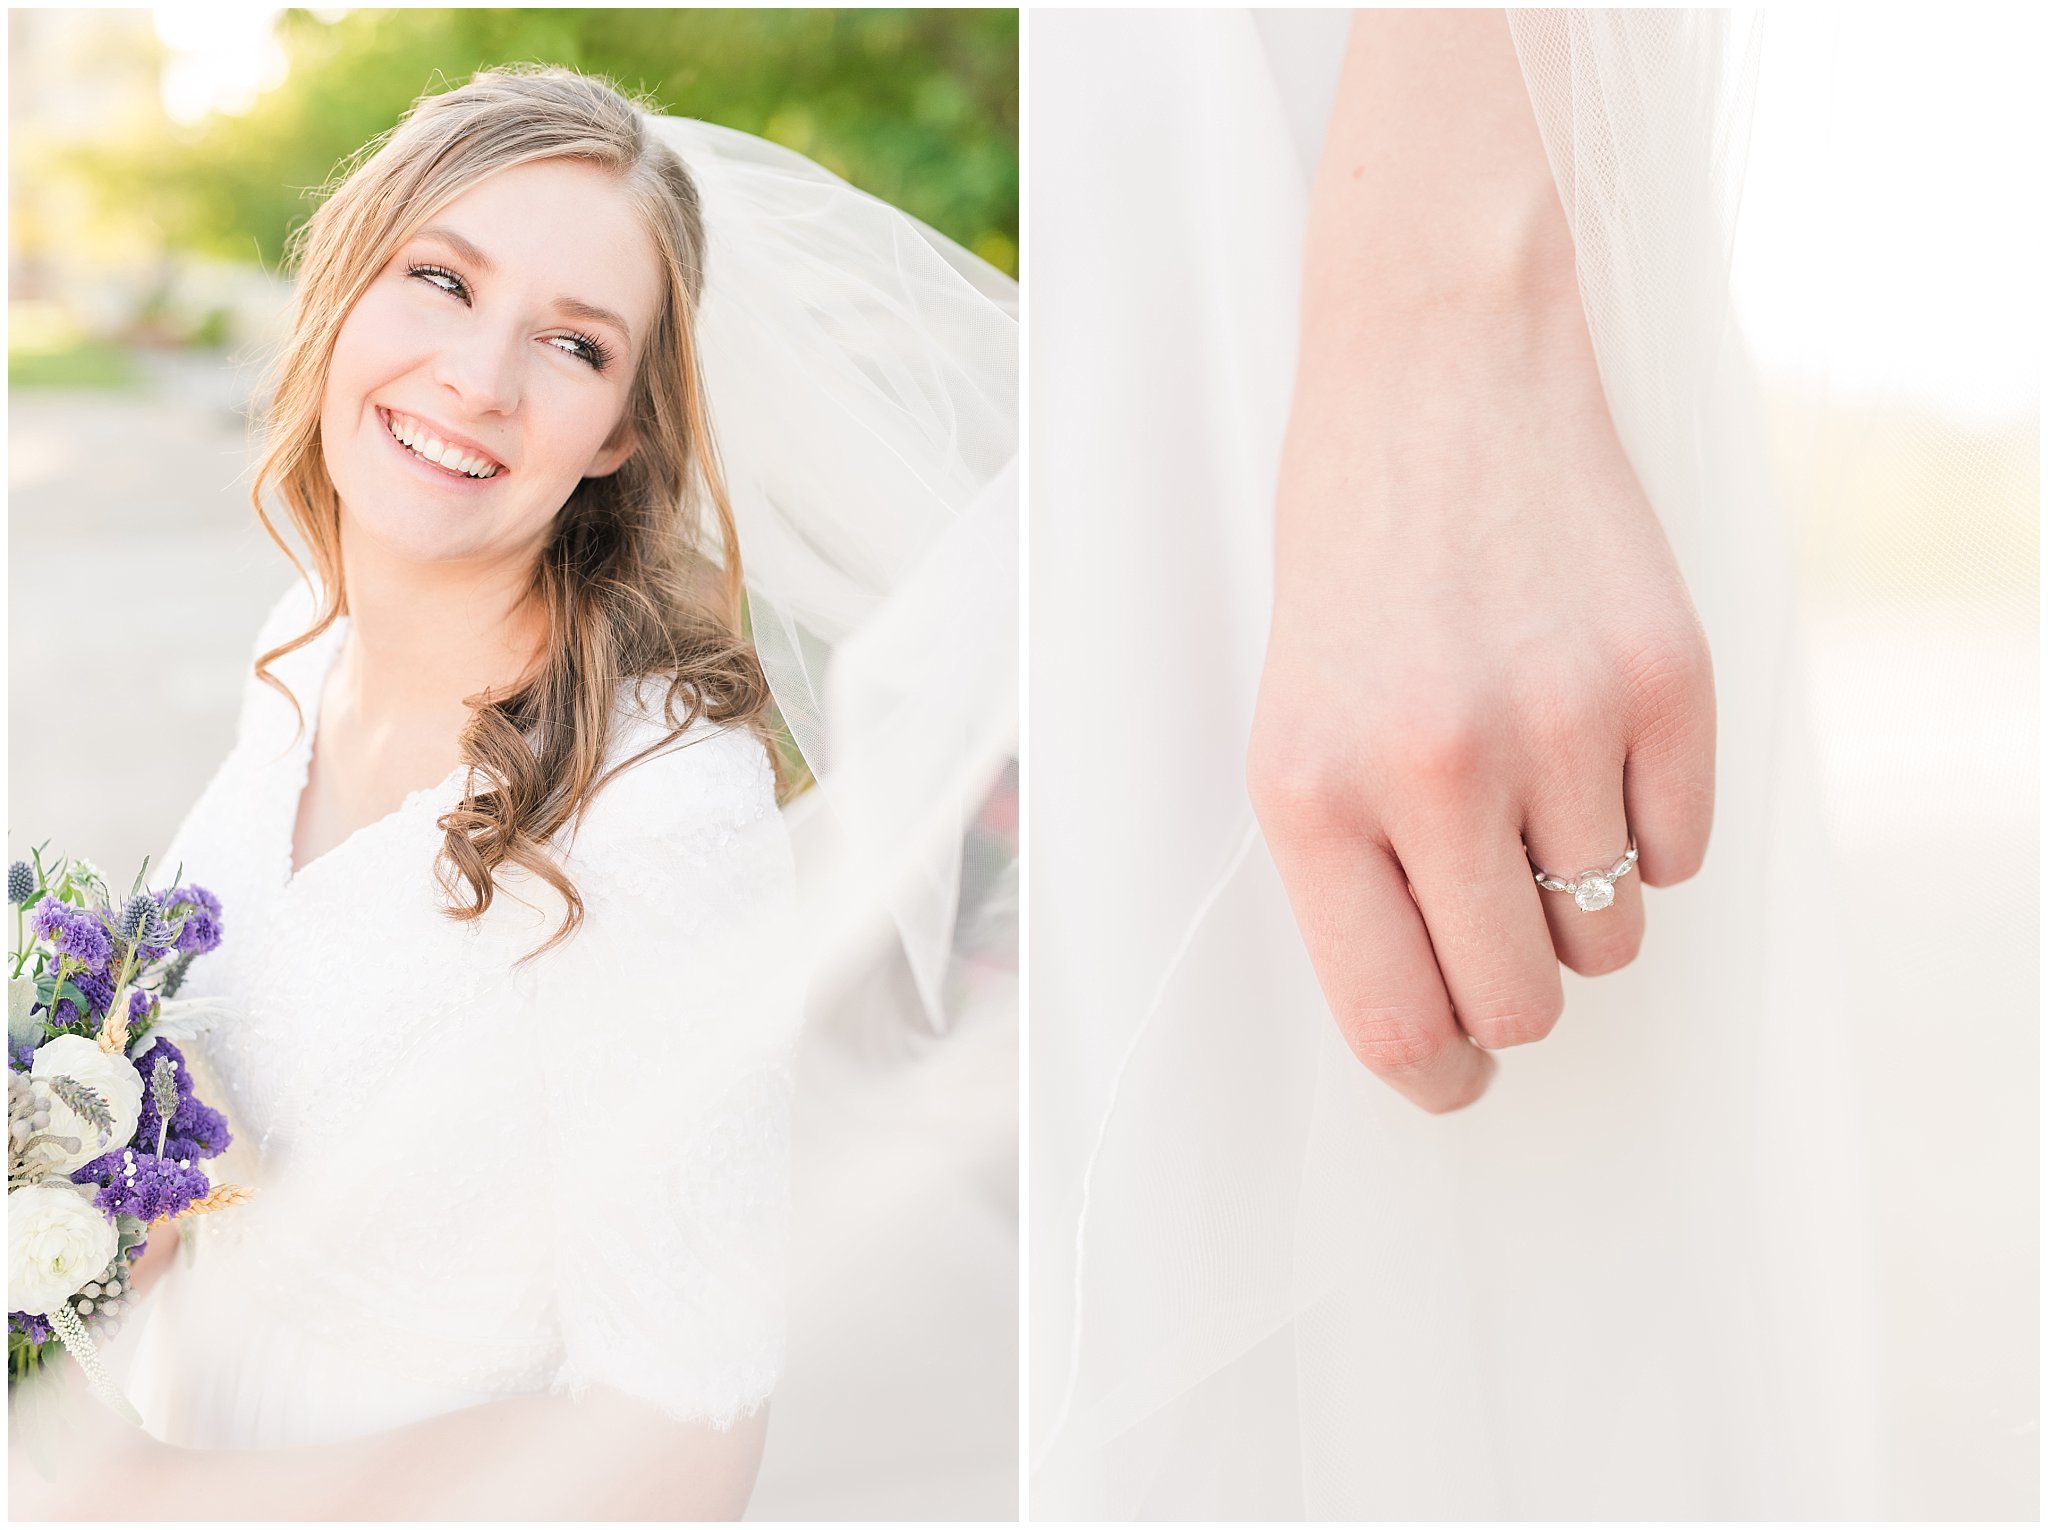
[
  {"left": 96, "top": 987, "right": 132, "bottom": 1055},
  {"left": 153, "top": 1182, "right": 254, "bottom": 1226}
]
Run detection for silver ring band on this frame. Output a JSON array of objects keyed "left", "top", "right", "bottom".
[{"left": 1529, "top": 836, "right": 1639, "bottom": 912}]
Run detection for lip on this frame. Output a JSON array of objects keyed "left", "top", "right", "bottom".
[{"left": 374, "top": 405, "right": 509, "bottom": 484}]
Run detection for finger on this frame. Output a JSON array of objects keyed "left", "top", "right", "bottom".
[
  {"left": 1394, "top": 794, "right": 1567, "bottom": 1050},
  {"left": 1620, "top": 646, "right": 1717, "bottom": 887},
  {"left": 1265, "top": 828, "right": 1496, "bottom": 1113},
  {"left": 1522, "top": 762, "right": 1645, "bottom": 977}
]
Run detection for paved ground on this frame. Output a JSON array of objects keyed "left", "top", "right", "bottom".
[{"left": 10, "top": 351, "right": 284, "bottom": 878}]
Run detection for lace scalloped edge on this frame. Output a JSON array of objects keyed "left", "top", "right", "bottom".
[{"left": 551, "top": 1361, "right": 778, "bottom": 1433}]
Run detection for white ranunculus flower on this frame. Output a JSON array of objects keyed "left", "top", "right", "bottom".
[
  {"left": 8, "top": 1183, "right": 117, "bottom": 1316},
  {"left": 30, "top": 1033, "right": 144, "bottom": 1174}
]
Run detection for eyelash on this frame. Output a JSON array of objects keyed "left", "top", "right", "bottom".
[{"left": 404, "top": 261, "right": 615, "bottom": 373}]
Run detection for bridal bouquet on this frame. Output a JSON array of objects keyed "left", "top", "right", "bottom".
[{"left": 6, "top": 850, "right": 247, "bottom": 1417}]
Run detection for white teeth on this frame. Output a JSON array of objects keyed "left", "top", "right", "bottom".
[{"left": 384, "top": 411, "right": 499, "bottom": 478}]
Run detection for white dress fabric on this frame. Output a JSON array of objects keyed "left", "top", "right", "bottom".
[
  {"left": 111, "top": 580, "right": 802, "bottom": 1447},
  {"left": 1031, "top": 9, "right": 2032, "bottom": 1521}
]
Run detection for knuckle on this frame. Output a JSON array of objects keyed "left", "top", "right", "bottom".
[
  {"left": 1388, "top": 709, "right": 1490, "bottom": 795},
  {"left": 1344, "top": 1012, "right": 1448, "bottom": 1078},
  {"left": 1467, "top": 1011, "right": 1556, "bottom": 1048},
  {"left": 1461, "top": 988, "right": 1563, "bottom": 1047},
  {"left": 1246, "top": 728, "right": 1356, "bottom": 840},
  {"left": 1618, "top": 630, "right": 1714, "bottom": 719}
]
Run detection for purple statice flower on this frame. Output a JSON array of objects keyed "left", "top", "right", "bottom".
[
  {"left": 8, "top": 1038, "right": 34, "bottom": 1073},
  {"left": 10, "top": 1311, "right": 53, "bottom": 1345},
  {"left": 154, "top": 885, "right": 222, "bottom": 958},
  {"left": 130, "top": 1040, "right": 230, "bottom": 1162},
  {"left": 49, "top": 964, "right": 115, "bottom": 1030},
  {"left": 127, "top": 989, "right": 155, "bottom": 1028},
  {"left": 29, "top": 896, "right": 112, "bottom": 974},
  {"left": 72, "top": 1146, "right": 209, "bottom": 1224}
]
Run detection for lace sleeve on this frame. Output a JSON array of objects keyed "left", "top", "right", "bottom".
[{"left": 520, "top": 717, "right": 803, "bottom": 1429}]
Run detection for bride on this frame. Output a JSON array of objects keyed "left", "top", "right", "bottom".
[{"left": 11, "top": 65, "right": 1016, "bottom": 1519}]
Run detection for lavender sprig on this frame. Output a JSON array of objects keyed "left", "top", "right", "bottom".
[
  {"left": 43, "top": 1075, "right": 112, "bottom": 1144},
  {"left": 149, "top": 1055, "right": 178, "bottom": 1158}
]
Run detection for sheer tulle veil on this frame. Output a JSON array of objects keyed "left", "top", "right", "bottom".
[
  {"left": 650, "top": 115, "right": 1019, "bottom": 1030},
  {"left": 1031, "top": 9, "right": 2030, "bottom": 1519},
  {"left": 655, "top": 117, "right": 1019, "bottom": 1513}
]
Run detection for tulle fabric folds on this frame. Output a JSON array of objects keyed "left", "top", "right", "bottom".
[{"left": 654, "top": 118, "right": 1020, "bottom": 1029}]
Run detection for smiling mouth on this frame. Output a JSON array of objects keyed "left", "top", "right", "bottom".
[{"left": 379, "top": 408, "right": 505, "bottom": 479}]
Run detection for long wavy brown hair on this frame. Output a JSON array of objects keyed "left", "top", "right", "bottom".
[{"left": 251, "top": 66, "right": 776, "bottom": 961}]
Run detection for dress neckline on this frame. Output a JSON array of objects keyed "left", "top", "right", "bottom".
[{"left": 280, "top": 615, "right": 470, "bottom": 892}]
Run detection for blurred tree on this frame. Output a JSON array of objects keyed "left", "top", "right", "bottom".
[{"left": 75, "top": 8, "right": 1017, "bottom": 278}]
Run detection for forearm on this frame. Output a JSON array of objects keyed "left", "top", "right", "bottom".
[
  {"left": 36, "top": 1379, "right": 763, "bottom": 1520},
  {"left": 1306, "top": 9, "right": 1579, "bottom": 333},
  {"left": 1280, "top": 7, "right": 1618, "bottom": 580},
  {"left": 144, "top": 1391, "right": 590, "bottom": 1521}
]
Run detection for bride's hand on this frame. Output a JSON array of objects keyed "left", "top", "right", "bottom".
[
  {"left": 1246, "top": 11, "right": 1715, "bottom": 1115},
  {"left": 126, "top": 1221, "right": 181, "bottom": 1299}
]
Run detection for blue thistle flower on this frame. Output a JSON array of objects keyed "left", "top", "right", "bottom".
[
  {"left": 118, "top": 892, "right": 154, "bottom": 943},
  {"left": 6, "top": 862, "right": 31, "bottom": 906}
]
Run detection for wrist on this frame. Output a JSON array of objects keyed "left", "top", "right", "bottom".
[
  {"left": 1302, "top": 178, "right": 1581, "bottom": 344},
  {"left": 1290, "top": 257, "right": 1606, "bottom": 432}
]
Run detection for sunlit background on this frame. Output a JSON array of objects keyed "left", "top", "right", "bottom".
[
  {"left": 8, "top": 8, "right": 1017, "bottom": 1521},
  {"left": 1716, "top": 13, "right": 2037, "bottom": 1517},
  {"left": 10, "top": 8, "right": 1016, "bottom": 392}
]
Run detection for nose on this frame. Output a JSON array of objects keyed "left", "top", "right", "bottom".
[{"left": 430, "top": 317, "right": 523, "bottom": 418}]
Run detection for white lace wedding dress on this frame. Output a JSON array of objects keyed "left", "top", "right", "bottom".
[
  {"left": 109, "top": 580, "right": 802, "bottom": 1447},
  {"left": 1031, "top": 10, "right": 2034, "bottom": 1520}
]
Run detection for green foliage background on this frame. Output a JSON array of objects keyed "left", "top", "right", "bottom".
[{"left": 83, "top": 8, "right": 1018, "bottom": 277}]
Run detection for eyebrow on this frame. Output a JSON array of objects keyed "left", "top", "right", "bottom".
[{"left": 414, "top": 225, "right": 635, "bottom": 347}]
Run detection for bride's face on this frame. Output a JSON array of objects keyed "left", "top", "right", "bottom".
[{"left": 318, "top": 157, "right": 666, "bottom": 568}]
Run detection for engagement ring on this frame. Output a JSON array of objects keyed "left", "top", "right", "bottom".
[{"left": 1530, "top": 837, "right": 1639, "bottom": 912}]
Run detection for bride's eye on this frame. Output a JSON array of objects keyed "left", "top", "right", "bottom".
[
  {"left": 547, "top": 330, "right": 614, "bottom": 373},
  {"left": 407, "top": 263, "right": 470, "bottom": 303}
]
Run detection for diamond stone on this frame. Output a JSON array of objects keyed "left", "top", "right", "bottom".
[{"left": 1573, "top": 874, "right": 1615, "bottom": 912}]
